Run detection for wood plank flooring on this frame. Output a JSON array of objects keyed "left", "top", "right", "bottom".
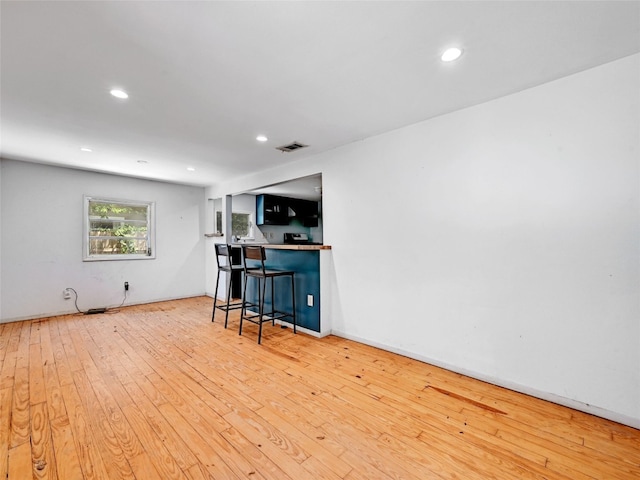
[{"left": 1, "top": 296, "right": 639, "bottom": 479}]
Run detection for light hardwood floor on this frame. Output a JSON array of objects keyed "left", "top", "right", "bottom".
[{"left": 1, "top": 296, "right": 638, "bottom": 479}]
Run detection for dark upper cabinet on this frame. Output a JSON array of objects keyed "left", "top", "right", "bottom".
[
  {"left": 256, "top": 194, "right": 289, "bottom": 225},
  {"left": 256, "top": 194, "right": 319, "bottom": 227},
  {"left": 290, "top": 198, "right": 319, "bottom": 227}
]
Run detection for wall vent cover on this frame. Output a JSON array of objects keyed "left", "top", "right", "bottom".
[{"left": 275, "top": 142, "right": 308, "bottom": 153}]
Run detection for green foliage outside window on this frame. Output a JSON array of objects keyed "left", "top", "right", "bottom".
[
  {"left": 216, "top": 212, "right": 251, "bottom": 237},
  {"left": 88, "top": 200, "right": 150, "bottom": 256},
  {"left": 89, "top": 203, "right": 147, "bottom": 218}
]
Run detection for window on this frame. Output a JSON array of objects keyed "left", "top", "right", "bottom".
[
  {"left": 216, "top": 211, "right": 252, "bottom": 237},
  {"left": 84, "top": 196, "right": 155, "bottom": 261}
]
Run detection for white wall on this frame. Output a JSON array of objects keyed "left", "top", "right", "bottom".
[
  {"left": 1, "top": 160, "right": 206, "bottom": 322},
  {"left": 209, "top": 54, "right": 640, "bottom": 427}
]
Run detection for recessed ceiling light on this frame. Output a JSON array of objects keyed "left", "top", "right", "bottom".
[
  {"left": 110, "top": 89, "right": 129, "bottom": 99},
  {"left": 80, "top": 147, "right": 92, "bottom": 152},
  {"left": 256, "top": 135, "right": 268, "bottom": 142},
  {"left": 441, "top": 47, "right": 463, "bottom": 62},
  {"left": 186, "top": 167, "right": 196, "bottom": 172}
]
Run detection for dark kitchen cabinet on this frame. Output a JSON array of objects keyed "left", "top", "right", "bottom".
[
  {"left": 290, "top": 198, "right": 319, "bottom": 227},
  {"left": 257, "top": 194, "right": 320, "bottom": 227},
  {"left": 256, "top": 194, "right": 289, "bottom": 225}
]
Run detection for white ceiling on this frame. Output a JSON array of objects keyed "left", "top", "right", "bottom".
[
  {"left": 1, "top": 1, "right": 639, "bottom": 187},
  {"left": 249, "top": 173, "right": 322, "bottom": 201}
]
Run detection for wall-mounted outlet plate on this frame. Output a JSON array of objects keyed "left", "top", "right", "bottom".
[
  {"left": 63, "top": 289, "right": 71, "bottom": 299},
  {"left": 307, "top": 294, "right": 314, "bottom": 307}
]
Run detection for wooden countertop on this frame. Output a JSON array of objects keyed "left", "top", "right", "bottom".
[
  {"left": 231, "top": 243, "right": 331, "bottom": 251},
  {"left": 263, "top": 244, "right": 331, "bottom": 251}
]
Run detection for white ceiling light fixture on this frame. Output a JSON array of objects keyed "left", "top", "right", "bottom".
[
  {"left": 110, "top": 88, "right": 129, "bottom": 99},
  {"left": 441, "top": 47, "right": 463, "bottom": 62},
  {"left": 256, "top": 135, "right": 268, "bottom": 142},
  {"left": 80, "top": 147, "right": 92, "bottom": 152},
  {"left": 186, "top": 167, "right": 196, "bottom": 171}
]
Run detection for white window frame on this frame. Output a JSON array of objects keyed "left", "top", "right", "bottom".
[{"left": 83, "top": 195, "right": 156, "bottom": 261}]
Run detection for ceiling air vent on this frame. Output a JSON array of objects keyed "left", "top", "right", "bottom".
[{"left": 275, "top": 141, "right": 308, "bottom": 153}]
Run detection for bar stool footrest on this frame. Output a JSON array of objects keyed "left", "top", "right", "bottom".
[
  {"left": 241, "top": 310, "right": 294, "bottom": 324},
  {"left": 215, "top": 301, "right": 243, "bottom": 312}
]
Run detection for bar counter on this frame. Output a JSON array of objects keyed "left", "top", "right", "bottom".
[
  {"left": 262, "top": 244, "right": 331, "bottom": 251},
  {"left": 233, "top": 243, "right": 332, "bottom": 336}
]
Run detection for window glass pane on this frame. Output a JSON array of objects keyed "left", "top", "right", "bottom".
[
  {"left": 216, "top": 211, "right": 222, "bottom": 234},
  {"left": 232, "top": 213, "right": 250, "bottom": 237},
  {"left": 85, "top": 197, "right": 154, "bottom": 260},
  {"left": 89, "top": 238, "right": 148, "bottom": 255},
  {"left": 215, "top": 212, "right": 251, "bottom": 237},
  {"left": 89, "top": 202, "right": 148, "bottom": 219}
]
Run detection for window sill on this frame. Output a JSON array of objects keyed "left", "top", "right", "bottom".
[{"left": 83, "top": 255, "right": 156, "bottom": 262}]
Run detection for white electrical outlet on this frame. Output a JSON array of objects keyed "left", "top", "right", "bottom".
[
  {"left": 307, "top": 294, "right": 314, "bottom": 307},
  {"left": 63, "top": 289, "right": 71, "bottom": 299}
]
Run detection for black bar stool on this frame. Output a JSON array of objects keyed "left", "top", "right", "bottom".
[
  {"left": 212, "top": 243, "right": 244, "bottom": 328},
  {"left": 240, "top": 245, "right": 297, "bottom": 344}
]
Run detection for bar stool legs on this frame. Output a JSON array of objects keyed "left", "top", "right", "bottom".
[
  {"left": 239, "top": 245, "right": 297, "bottom": 344},
  {"left": 212, "top": 243, "right": 243, "bottom": 328},
  {"left": 212, "top": 264, "right": 237, "bottom": 328},
  {"left": 239, "top": 273, "right": 296, "bottom": 344},
  {"left": 289, "top": 274, "right": 297, "bottom": 335}
]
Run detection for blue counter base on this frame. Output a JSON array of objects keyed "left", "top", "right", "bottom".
[{"left": 243, "top": 250, "right": 320, "bottom": 332}]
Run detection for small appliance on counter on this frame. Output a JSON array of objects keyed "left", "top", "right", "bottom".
[{"left": 283, "top": 233, "right": 322, "bottom": 245}]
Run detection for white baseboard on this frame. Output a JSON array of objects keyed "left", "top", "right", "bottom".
[{"left": 1, "top": 293, "right": 208, "bottom": 324}]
